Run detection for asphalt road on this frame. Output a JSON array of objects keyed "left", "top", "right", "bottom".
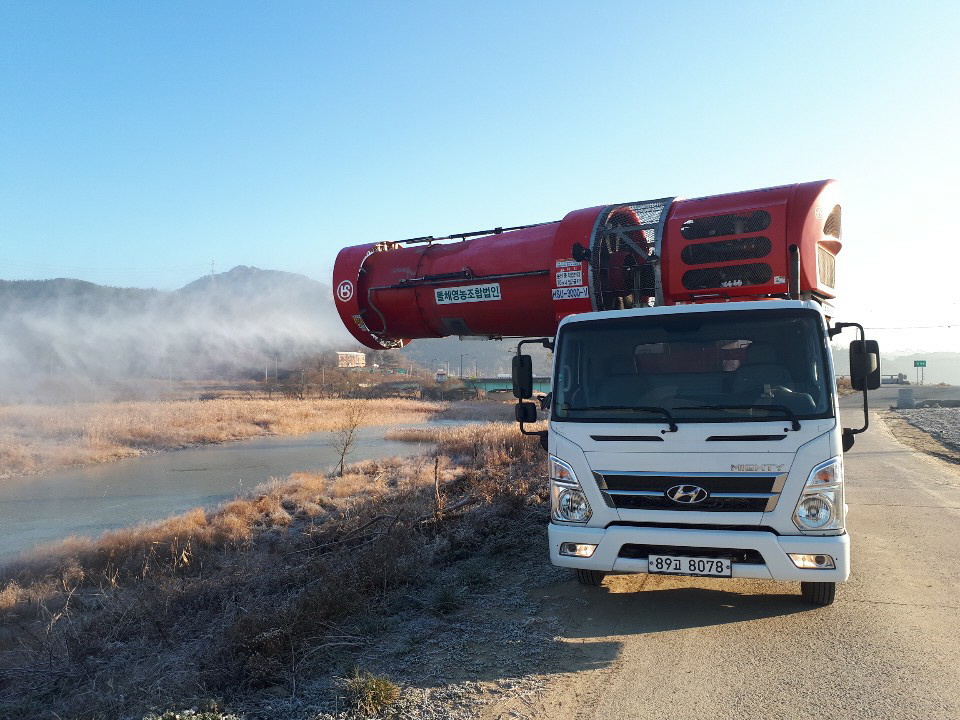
[{"left": 512, "top": 389, "right": 960, "bottom": 720}]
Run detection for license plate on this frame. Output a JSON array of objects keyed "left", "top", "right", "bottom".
[{"left": 647, "top": 554, "right": 732, "bottom": 577}]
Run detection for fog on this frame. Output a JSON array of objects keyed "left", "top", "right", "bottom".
[
  {"left": 4, "top": 265, "right": 955, "bottom": 405},
  {"left": 0, "top": 266, "right": 355, "bottom": 402}
]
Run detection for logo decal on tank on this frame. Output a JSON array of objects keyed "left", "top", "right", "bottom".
[
  {"left": 434, "top": 283, "right": 501, "bottom": 304},
  {"left": 336, "top": 280, "right": 355, "bottom": 302}
]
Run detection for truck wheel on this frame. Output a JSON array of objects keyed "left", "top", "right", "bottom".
[
  {"left": 576, "top": 569, "right": 605, "bottom": 587},
  {"left": 801, "top": 581, "right": 836, "bottom": 605}
]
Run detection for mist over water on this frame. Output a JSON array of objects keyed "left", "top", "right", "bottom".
[{"left": 0, "top": 266, "right": 354, "bottom": 402}]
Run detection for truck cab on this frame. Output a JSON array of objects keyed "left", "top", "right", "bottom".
[{"left": 516, "top": 299, "right": 878, "bottom": 605}]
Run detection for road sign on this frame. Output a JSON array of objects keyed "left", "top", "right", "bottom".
[{"left": 914, "top": 360, "right": 927, "bottom": 367}]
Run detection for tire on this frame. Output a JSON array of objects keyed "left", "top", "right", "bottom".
[
  {"left": 801, "top": 581, "right": 836, "bottom": 605},
  {"left": 575, "top": 569, "right": 606, "bottom": 587}
]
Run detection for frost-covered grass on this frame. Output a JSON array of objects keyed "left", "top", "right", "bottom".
[{"left": 0, "top": 423, "right": 548, "bottom": 719}]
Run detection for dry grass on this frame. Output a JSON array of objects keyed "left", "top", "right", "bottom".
[
  {"left": 387, "top": 421, "right": 547, "bottom": 470},
  {"left": 0, "top": 422, "right": 547, "bottom": 718},
  {"left": 431, "top": 400, "right": 516, "bottom": 422},
  {"left": 0, "top": 398, "right": 442, "bottom": 479},
  {"left": 836, "top": 376, "right": 856, "bottom": 396}
]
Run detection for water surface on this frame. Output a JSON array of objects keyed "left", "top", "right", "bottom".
[{"left": 0, "top": 426, "right": 433, "bottom": 565}]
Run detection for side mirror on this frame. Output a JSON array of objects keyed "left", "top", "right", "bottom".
[
  {"left": 842, "top": 428, "right": 855, "bottom": 453},
  {"left": 515, "top": 401, "right": 538, "bottom": 423},
  {"left": 850, "top": 340, "right": 881, "bottom": 391},
  {"left": 512, "top": 355, "right": 533, "bottom": 399}
]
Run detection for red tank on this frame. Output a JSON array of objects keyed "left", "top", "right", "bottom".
[{"left": 332, "top": 180, "right": 841, "bottom": 349}]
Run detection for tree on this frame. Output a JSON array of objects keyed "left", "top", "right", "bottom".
[{"left": 329, "top": 399, "right": 368, "bottom": 476}]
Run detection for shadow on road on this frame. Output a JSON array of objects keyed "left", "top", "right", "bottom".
[
  {"left": 543, "top": 576, "right": 812, "bottom": 640},
  {"left": 387, "top": 576, "right": 817, "bottom": 695}
]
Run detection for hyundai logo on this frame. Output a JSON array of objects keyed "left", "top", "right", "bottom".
[{"left": 665, "top": 484, "right": 709, "bottom": 505}]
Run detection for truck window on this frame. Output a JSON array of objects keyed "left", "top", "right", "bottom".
[{"left": 552, "top": 308, "right": 832, "bottom": 423}]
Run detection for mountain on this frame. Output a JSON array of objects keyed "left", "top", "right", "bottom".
[{"left": 0, "top": 267, "right": 353, "bottom": 401}]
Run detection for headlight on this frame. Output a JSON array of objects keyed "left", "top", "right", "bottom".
[
  {"left": 549, "top": 455, "right": 592, "bottom": 524},
  {"left": 795, "top": 495, "right": 835, "bottom": 528},
  {"left": 793, "top": 458, "right": 844, "bottom": 532},
  {"left": 557, "top": 488, "right": 591, "bottom": 522}
]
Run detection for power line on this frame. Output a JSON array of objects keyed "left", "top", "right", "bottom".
[{"left": 865, "top": 325, "right": 957, "bottom": 330}]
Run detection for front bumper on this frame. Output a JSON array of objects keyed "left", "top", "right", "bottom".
[{"left": 549, "top": 524, "right": 850, "bottom": 583}]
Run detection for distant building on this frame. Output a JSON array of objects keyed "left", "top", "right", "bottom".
[
  {"left": 881, "top": 372, "right": 909, "bottom": 385},
  {"left": 337, "top": 351, "right": 366, "bottom": 368}
]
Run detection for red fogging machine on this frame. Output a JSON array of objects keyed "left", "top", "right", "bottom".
[{"left": 332, "top": 180, "right": 842, "bottom": 349}]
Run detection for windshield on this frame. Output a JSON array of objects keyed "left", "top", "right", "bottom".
[{"left": 552, "top": 308, "right": 833, "bottom": 424}]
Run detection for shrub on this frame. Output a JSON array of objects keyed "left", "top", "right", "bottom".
[{"left": 344, "top": 668, "right": 400, "bottom": 716}]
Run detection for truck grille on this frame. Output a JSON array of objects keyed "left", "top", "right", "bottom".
[
  {"left": 619, "top": 543, "right": 766, "bottom": 565},
  {"left": 594, "top": 472, "right": 786, "bottom": 513}
]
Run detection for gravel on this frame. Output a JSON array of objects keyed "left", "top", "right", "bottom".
[{"left": 892, "top": 408, "right": 960, "bottom": 453}]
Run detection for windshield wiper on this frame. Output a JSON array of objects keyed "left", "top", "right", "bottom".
[
  {"left": 567, "top": 405, "right": 678, "bottom": 432},
  {"left": 674, "top": 404, "right": 801, "bottom": 431}
]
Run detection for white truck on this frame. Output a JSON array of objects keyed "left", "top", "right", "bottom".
[
  {"left": 512, "top": 299, "right": 879, "bottom": 605},
  {"left": 332, "top": 179, "right": 881, "bottom": 604}
]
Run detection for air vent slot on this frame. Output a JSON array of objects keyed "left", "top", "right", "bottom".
[
  {"left": 681, "top": 236, "right": 772, "bottom": 265},
  {"left": 817, "top": 246, "right": 836, "bottom": 288},
  {"left": 682, "top": 263, "right": 773, "bottom": 291},
  {"left": 590, "top": 435, "right": 664, "bottom": 442},
  {"left": 823, "top": 204, "right": 841, "bottom": 239},
  {"left": 680, "top": 211, "right": 771, "bottom": 240},
  {"left": 706, "top": 435, "right": 786, "bottom": 442}
]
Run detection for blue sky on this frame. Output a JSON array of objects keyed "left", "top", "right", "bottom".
[{"left": 1, "top": 1, "right": 958, "bottom": 351}]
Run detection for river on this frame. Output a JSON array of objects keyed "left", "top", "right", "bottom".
[{"left": 0, "top": 425, "right": 433, "bottom": 566}]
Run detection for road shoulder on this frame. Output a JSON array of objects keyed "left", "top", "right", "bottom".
[{"left": 879, "top": 409, "right": 960, "bottom": 468}]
